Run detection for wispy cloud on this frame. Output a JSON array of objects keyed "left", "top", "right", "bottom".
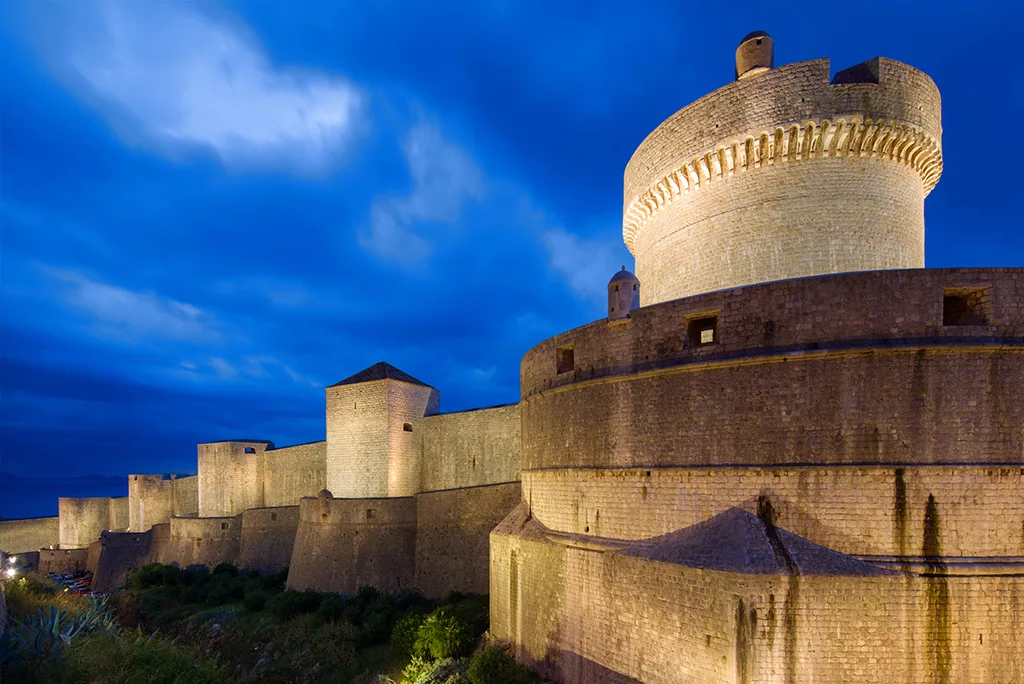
[
  {"left": 540, "top": 227, "right": 622, "bottom": 303},
  {"left": 360, "top": 122, "right": 482, "bottom": 264},
  {"left": 33, "top": 0, "right": 364, "bottom": 175},
  {"left": 43, "top": 267, "right": 219, "bottom": 343}
]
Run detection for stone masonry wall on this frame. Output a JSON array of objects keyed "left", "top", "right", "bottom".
[
  {"left": 129, "top": 475, "right": 174, "bottom": 532},
  {"left": 414, "top": 483, "right": 521, "bottom": 597},
  {"left": 417, "top": 405, "right": 521, "bottom": 492},
  {"left": 237, "top": 506, "right": 300, "bottom": 574},
  {"left": 387, "top": 382, "right": 441, "bottom": 497},
  {"left": 522, "top": 466, "right": 1024, "bottom": 559},
  {"left": 198, "top": 441, "right": 269, "bottom": 517},
  {"left": 287, "top": 494, "right": 417, "bottom": 593},
  {"left": 326, "top": 381, "right": 390, "bottom": 498},
  {"left": 173, "top": 476, "right": 199, "bottom": 516},
  {"left": 164, "top": 515, "right": 241, "bottom": 568},
  {"left": 58, "top": 498, "right": 121, "bottom": 549},
  {"left": 263, "top": 442, "right": 326, "bottom": 507},
  {"left": 0, "top": 517, "right": 58, "bottom": 554},
  {"left": 490, "top": 512, "right": 1024, "bottom": 684}
]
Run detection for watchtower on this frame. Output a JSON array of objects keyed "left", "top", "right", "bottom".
[{"left": 623, "top": 32, "right": 943, "bottom": 304}]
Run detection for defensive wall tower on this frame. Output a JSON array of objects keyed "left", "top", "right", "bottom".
[
  {"left": 325, "top": 362, "right": 440, "bottom": 498},
  {"left": 624, "top": 32, "right": 943, "bottom": 305},
  {"left": 197, "top": 440, "right": 272, "bottom": 517}
]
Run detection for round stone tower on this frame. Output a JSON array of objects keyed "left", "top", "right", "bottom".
[
  {"left": 623, "top": 32, "right": 943, "bottom": 305},
  {"left": 607, "top": 266, "right": 640, "bottom": 320}
]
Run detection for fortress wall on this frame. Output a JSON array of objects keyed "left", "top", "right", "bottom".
[
  {"left": 262, "top": 442, "right": 326, "bottom": 507},
  {"left": 109, "top": 497, "right": 129, "bottom": 531},
  {"left": 128, "top": 475, "right": 174, "bottom": 532},
  {"left": 326, "top": 381, "right": 390, "bottom": 498},
  {"left": 197, "top": 442, "right": 268, "bottom": 517},
  {"left": 148, "top": 523, "right": 170, "bottom": 565},
  {"left": 418, "top": 405, "right": 522, "bottom": 492},
  {"left": 414, "top": 482, "right": 521, "bottom": 598},
  {"left": 165, "top": 515, "right": 241, "bottom": 568},
  {"left": 85, "top": 541, "right": 102, "bottom": 575},
  {"left": 173, "top": 476, "right": 198, "bottom": 516},
  {"left": 91, "top": 531, "right": 153, "bottom": 592},
  {"left": 523, "top": 347, "right": 1024, "bottom": 470},
  {"left": 522, "top": 466, "right": 1024, "bottom": 559},
  {"left": 237, "top": 506, "right": 300, "bottom": 574},
  {"left": 633, "top": 160, "right": 924, "bottom": 303},
  {"left": 0, "top": 517, "right": 58, "bottom": 554},
  {"left": 522, "top": 269, "right": 1024, "bottom": 398},
  {"left": 287, "top": 495, "right": 417, "bottom": 593},
  {"left": 491, "top": 518, "right": 1024, "bottom": 684},
  {"left": 387, "top": 383, "right": 441, "bottom": 497},
  {"left": 521, "top": 270, "right": 1024, "bottom": 470},
  {"left": 58, "top": 498, "right": 116, "bottom": 549},
  {"left": 38, "top": 548, "right": 89, "bottom": 575}
]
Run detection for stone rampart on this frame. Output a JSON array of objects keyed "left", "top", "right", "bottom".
[
  {"left": 58, "top": 497, "right": 127, "bottom": 549},
  {"left": 491, "top": 521, "right": 1024, "bottom": 683},
  {"left": 173, "top": 476, "right": 199, "bottom": 516},
  {"left": 624, "top": 57, "right": 942, "bottom": 304},
  {"left": 287, "top": 494, "right": 417, "bottom": 593},
  {"left": 522, "top": 466, "right": 1024, "bottom": 560},
  {"left": 91, "top": 530, "right": 153, "bottom": 592},
  {"left": 0, "top": 516, "right": 58, "bottom": 554},
  {"left": 415, "top": 482, "right": 521, "bottom": 597},
  {"left": 237, "top": 506, "right": 299, "bottom": 574},
  {"left": 129, "top": 475, "right": 174, "bottom": 532},
  {"left": 521, "top": 269, "right": 1024, "bottom": 470},
  {"left": 197, "top": 441, "right": 270, "bottom": 518},
  {"left": 417, "top": 404, "right": 521, "bottom": 491},
  {"left": 263, "top": 442, "right": 326, "bottom": 507},
  {"left": 38, "top": 548, "right": 89, "bottom": 575},
  {"left": 164, "top": 515, "right": 241, "bottom": 568}
]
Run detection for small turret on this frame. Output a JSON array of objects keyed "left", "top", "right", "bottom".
[
  {"left": 608, "top": 266, "right": 640, "bottom": 320},
  {"left": 736, "top": 30, "right": 773, "bottom": 80}
]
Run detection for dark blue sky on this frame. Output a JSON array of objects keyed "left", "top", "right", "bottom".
[{"left": 1, "top": 0, "right": 1020, "bottom": 479}]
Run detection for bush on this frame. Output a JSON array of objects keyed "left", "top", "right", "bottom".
[
  {"left": 415, "top": 607, "right": 474, "bottom": 660},
  {"left": 402, "top": 656, "right": 471, "bottom": 684},
  {"left": 160, "top": 564, "right": 183, "bottom": 586},
  {"left": 129, "top": 563, "right": 166, "bottom": 590},
  {"left": 60, "top": 632, "right": 222, "bottom": 684},
  {"left": 392, "top": 611, "right": 426, "bottom": 658},
  {"left": 260, "top": 567, "right": 288, "bottom": 590},
  {"left": 205, "top": 583, "right": 233, "bottom": 607},
  {"left": 268, "top": 590, "right": 321, "bottom": 621},
  {"left": 212, "top": 562, "right": 239, "bottom": 577},
  {"left": 467, "top": 644, "right": 535, "bottom": 684},
  {"left": 317, "top": 594, "right": 347, "bottom": 622},
  {"left": 243, "top": 590, "right": 269, "bottom": 612}
]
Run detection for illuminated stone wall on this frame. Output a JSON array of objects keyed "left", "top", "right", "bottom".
[
  {"left": 0, "top": 516, "right": 58, "bottom": 554},
  {"left": 58, "top": 497, "right": 128, "bottom": 549},
  {"left": 197, "top": 441, "right": 270, "bottom": 517},
  {"left": 237, "top": 506, "right": 300, "bottom": 574},
  {"left": 417, "top": 404, "right": 521, "bottom": 492},
  {"left": 624, "top": 57, "right": 942, "bottom": 305},
  {"left": 263, "top": 442, "right": 326, "bottom": 507}
]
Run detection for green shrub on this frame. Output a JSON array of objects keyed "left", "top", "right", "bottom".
[
  {"left": 402, "top": 656, "right": 471, "bottom": 684},
  {"left": 415, "top": 607, "right": 474, "bottom": 660},
  {"left": 317, "top": 594, "right": 347, "bottom": 622},
  {"left": 243, "top": 590, "right": 269, "bottom": 612},
  {"left": 61, "top": 631, "right": 222, "bottom": 684},
  {"left": 160, "top": 564, "right": 183, "bottom": 586},
  {"left": 183, "top": 565, "right": 211, "bottom": 586},
  {"left": 260, "top": 567, "right": 288, "bottom": 590},
  {"left": 268, "top": 590, "right": 321, "bottom": 621},
  {"left": 205, "top": 583, "right": 233, "bottom": 607},
  {"left": 467, "top": 644, "right": 535, "bottom": 684},
  {"left": 212, "top": 562, "right": 239, "bottom": 577},
  {"left": 180, "top": 585, "right": 207, "bottom": 605},
  {"left": 392, "top": 611, "right": 426, "bottom": 657},
  {"left": 129, "top": 563, "right": 166, "bottom": 590}
]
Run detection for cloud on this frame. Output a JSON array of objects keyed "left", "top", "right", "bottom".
[
  {"left": 540, "top": 227, "right": 622, "bottom": 303},
  {"left": 33, "top": 0, "right": 363, "bottom": 175},
  {"left": 360, "top": 122, "right": 482, "bottom": 263},
  {"left": 43, "top": 267, "right": 219, "bottom": 343}
]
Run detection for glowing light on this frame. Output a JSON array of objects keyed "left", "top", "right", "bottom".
[
  {"left": 4, "top": 568, "right": 15, "bottom": 578},
  {"left": 8, "top": 556, "right": 16, "bottom": 564}
]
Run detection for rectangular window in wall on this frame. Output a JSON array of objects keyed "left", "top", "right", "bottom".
[
  {"left": 943, "top": 287, "right": 991, "bottom": 326},
  {"left": 556, "top": 344, "right": 575, "bottom": 374},
  {"left": 688, "top": 315, "right": 719, "bottom": 346}
]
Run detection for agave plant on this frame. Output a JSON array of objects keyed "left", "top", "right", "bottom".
[{"left": 0, "top": 598, "right": 121, "bottom": 668}]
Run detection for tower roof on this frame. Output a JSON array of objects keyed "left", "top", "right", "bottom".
[
  {"left": 328, "top": 361, "right": 432, "bottom": 389},
  {"left": 609, "top": 265, "right": 639, "bottom": 285}
]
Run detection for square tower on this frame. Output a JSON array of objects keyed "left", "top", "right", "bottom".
[
  {"left": 197, "top": 440, "right": 272, "bottom": 517},
  {"left": 325, "top": 362, "right": 439, "bottom": 498}
]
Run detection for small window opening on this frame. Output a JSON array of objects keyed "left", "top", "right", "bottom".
[
  {"left": 270, "top": 513, "right": 277, "bottom": 521},
  {"left": 633, "top": 284, "right": 638, "bottom": 291},
  {"left": 403, "top": 423, "right": 413, "bottom": 432},
  {"left": 220, "top": 522, "right": 228, "bottom": 530},
  {"left": 943, "top": 287, "right": 990, "bottom": 326},
  {"left": 244, "top": 447, "right": 255, "bottom": 454},
  {"left": 756, "top": 38, "right": 763, "bottom": 45},
  {"left": 556, "top": 344, "right": 575, "bottom": 374},
  {"left": 688, "top": 315, "right": 719, "bottom": 346},
  {"left": 366, "top": 509, "right": 376, "bottom": 520},
  {"left": 762, "top": 320, "right": 775, "bottom": 340},
  {"left": 614, "top": 284, "right": 619, "bottom": 292}
]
